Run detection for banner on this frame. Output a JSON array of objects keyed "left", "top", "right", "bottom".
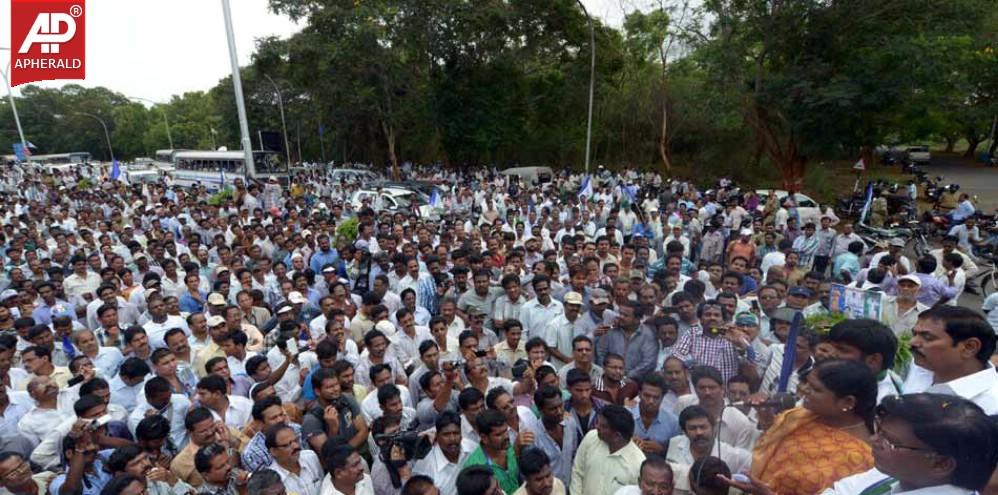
[{"left": 828, "top": 283, "right": 884, "bottom": 320}]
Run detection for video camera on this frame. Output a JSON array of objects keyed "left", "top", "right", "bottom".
[{"left": 374, "top": 429, "right": 433, "bottom": 464}]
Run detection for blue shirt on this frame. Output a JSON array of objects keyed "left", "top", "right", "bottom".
[
  {"left": 628, "top": 405, "right": 680, "bottom": 452},
  {"left": 31, "top": 299, "right": 75, "bottom": 326},
  {"left": 49, "top": 455, "right": 112, "bottom": 495},
  {"left": 832, "top": 253, "right": 861, "bottom": 282},
  {"left": 178, "top": 290, "right": 206, "bottom": 314},
  {"left": 309, "top": 248, "right": 340, "bottom": 274}
]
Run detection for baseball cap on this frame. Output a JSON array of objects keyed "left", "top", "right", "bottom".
[
  {"left": 898, "top": 274, "right": 922, "bottom": 286},
  {"left": 213, "top": 265, "right": 230, "bottom": 276},
  {"left": 771, "top": 307, "right": 800, "bottom": 323},
  {"left": 740, "top": 228, "right": 754, "bottom": 237},
  {"left": 207, "top": 315, "right": 226, "bottom": 327},
  {"left": 207, "top": 293, "right": 226, "bottom": 306},
  {"left": 0, "top": 289, "right": 18, "bottom": 301},
  {"left": 288, "top": 291, "right": 307, "bottom": 305},
  {"left": 788, "top": 286, "right": 812, "bottom": 298},
  {"left": 889, "top": 238, "right": 906, "bottom": 248},
  {"left": 275, "top": 303, "right": 294, "bottom": 315},
  {"left": 564, "top": 292, "right": 584, "bottom": 306},
  {"left": 466, "top": 306, "right": 487, "bottom": 318},
  {"left": 590, "top": 288, "right": 610, "bottom": 305},
  {"left": 735, "top": 312, "right": 759, "bottom": 327},
  {"left": 375, "top": 320, "right": 396, "bottom": 334}
]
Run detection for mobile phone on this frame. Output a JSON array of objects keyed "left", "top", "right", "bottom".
[{"left": 286, "top": 338, "right": 299, "bottom": 355}]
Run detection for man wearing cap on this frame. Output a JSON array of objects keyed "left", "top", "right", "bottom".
[
  {"left": 193, "top": 315, "right": 230, "bottom": 377},
  {"left": 882, "top": 274, "right": 929, "bottom": 336},
  {"left": 574, "top": 288, "right": 617, "bottom": 341},
  {"left": 785, "top": 286, "right": 812, "bottom": 311},
  {"left": 725, "top": 228, "right": 757, "bottom": 268},
  {"left": 869, "top": 238, "right": 913, "bottom": 275},
  {"left": 541, "top": 292, "right": 585, "bottom": 368}
]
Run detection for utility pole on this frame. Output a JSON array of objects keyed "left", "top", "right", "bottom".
[{"left": 221, "top": 0, "right": 255, "bottom": 176}]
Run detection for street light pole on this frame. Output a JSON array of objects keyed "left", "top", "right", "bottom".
[
  {"left": 221, "top": 0, "right": 255, "bottom": 177},
  {"left": 0, "top": 47, "right": 29, "bottom": 157},
  {"left": 263, "top": 74, "right": 291, "bottom": 164},
  {"left": 575, "top": 1, "right": 595, "bottom": 176},
  {"left": 77, "top": 111, "right": 115, "bottom": 162},
  {"left": 129, "top": 96, "right": 173, "bottom": 149}
]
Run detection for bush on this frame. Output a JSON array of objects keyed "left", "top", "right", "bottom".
[{"left": 336, "top": 217, "right": 359, "bottom": 244}]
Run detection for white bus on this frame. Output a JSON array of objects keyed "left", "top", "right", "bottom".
[
  {"left": 28, "top": 152, "right": 91, "bottom": 165},
  {"left": 171, "top": 150, "right": 288, "bottom": 190}
]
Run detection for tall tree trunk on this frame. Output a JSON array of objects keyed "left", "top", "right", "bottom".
[
  {"left": 964, "top": 136, "right": 982, "bottom": 159},
  {"left": 658, "top": 103, "right": 671, "bottom": 174},
  {"left": 382, "top": 120, "right": 400, "bottom": 180},
  {"left": 944, "top": 136, "right": 956, "bottom": 153}
]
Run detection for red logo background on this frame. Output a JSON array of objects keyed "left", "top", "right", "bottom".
[{"left": 10, "top": 0, "right": 86, "bottom": 86}]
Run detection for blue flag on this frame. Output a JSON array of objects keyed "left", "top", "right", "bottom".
[
  {"left": 429, "top": 189, "right": 441, "bottom": 208},
  {"left": 777, "top": 311, "right": 804, "bottom": 393},
  {"left": 12, "top": 143, "right": 26, "bottom": 161},
  {"left": 578, "top": 175, "right": 593, "bottom": 199},
  {"left": 220, "top": 167, "right": 226, "bottom": 189},
  {"left": 110, "top": 160, "right": 122, "bottom": 181},
  {"left": 858, "top": 182, "right": 874, "bottom": 224}
]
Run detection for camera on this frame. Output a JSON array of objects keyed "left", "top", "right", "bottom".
[
  {"left": 375, "top": 429, "right": 432, "bottom": 464},
  {"left": 511, "top": 358, "right": 530, "bottom": 380}
]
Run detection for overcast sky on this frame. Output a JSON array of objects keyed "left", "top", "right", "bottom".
[{"left": 1, "top": 0, "right": 651, "bottom": 103}]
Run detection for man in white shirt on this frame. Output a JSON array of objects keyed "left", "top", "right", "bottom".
[
  {"left": 665, "top": 405, "right": 751, "bottom": 476},
  {"left": 267, "top": 424, "right": 324, "bottom": 495},
  {"left": 18, "top": 375, "right": 68, "bottom": 446},
  {"left": 320, "top": 443, "right": 375, "bottom": 495},
  {"left": 902, "top": 305, "right": 998, "bottom": 414},
  {"left": 128, "top": 377, "right": 191, "bottom": 450},
  {"left": 413, "top": 411, "right": 477, "bottom": 495},
  {"left": 195, "top": 374, "right": 254, "bottom": 429},
  {"left": 814, "top": 394, "right": 996, "bottom": 495}
]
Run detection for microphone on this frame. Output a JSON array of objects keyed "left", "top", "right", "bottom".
[{"left": 730, "top": 393, "right": 797, "bottom": 410}]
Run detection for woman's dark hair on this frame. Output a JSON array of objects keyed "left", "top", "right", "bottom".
[
  {"left": 808, "top": 358, "right": 878, "bottom": 432},
  {"left": 877, "top": 393, "right": 998, "bottom": 491},
  {"left": 100, "top": 474, "right": 144, "bottom": 495}
]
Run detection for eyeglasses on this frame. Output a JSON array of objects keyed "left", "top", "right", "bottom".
[{"left": 872, "top": 419, "right": 935, "bottom": 454}]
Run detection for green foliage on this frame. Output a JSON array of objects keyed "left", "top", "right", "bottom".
[
  {"left": 335, "top": 217, "right": 359, "bottom": 244},
  {"left": 207, "top": 189, "right": 232, "bottom": 206},
  {"left": 0, "top": 0, "right": 992, "bottom": 184}
]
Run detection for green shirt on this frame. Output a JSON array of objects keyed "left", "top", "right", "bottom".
[{"left": 463, "top": 445, "right": 520, "bottom": 494}]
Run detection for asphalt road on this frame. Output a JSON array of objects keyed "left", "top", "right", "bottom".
[
  {"left": 919, "top": 154, "right": 998, "bottom": 211},
  {"left": 908, "top": 154, "right": 995, "bottom": 312}
]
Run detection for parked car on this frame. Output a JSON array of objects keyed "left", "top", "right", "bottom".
[
  {"left": 905, "top": 145, "right": 931, "bottom": 164},
  {"left": 350, "top": 187, "right": 438, "bottom": 220},
  {"left": 755, "top": 189, "right": 824, "bottom": 225}
]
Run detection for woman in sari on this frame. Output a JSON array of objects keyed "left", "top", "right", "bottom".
[{"left": 733, "top": 359, "right": 878, "bottom": 495}]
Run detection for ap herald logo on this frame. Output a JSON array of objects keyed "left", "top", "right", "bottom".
[{"left": 10, "top": 0, "right": 86, "bottom": 86}]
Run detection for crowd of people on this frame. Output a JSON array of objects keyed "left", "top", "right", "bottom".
[{"left": 0, "top": 162, "right": 996, "bottom": 495}]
